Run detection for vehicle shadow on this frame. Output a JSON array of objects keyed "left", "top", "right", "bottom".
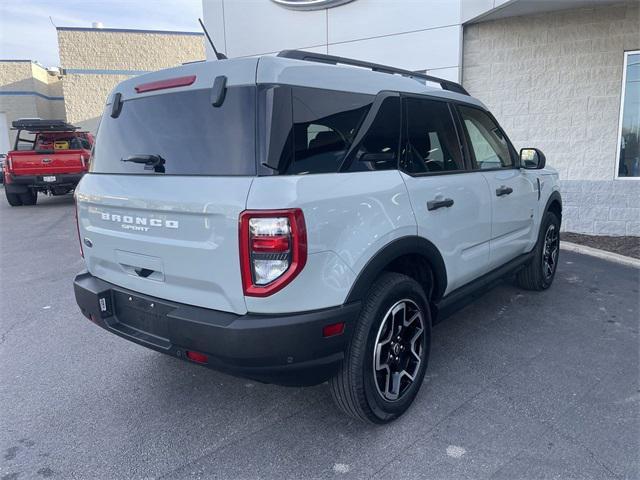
[{"left": 32, "top": 193, "right": 75, "bottom": 208}]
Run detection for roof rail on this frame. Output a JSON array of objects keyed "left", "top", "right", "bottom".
[{"left": 277, "top": 50, "right": 469, "bottom": 96}]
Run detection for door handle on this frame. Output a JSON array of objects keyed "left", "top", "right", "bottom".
[
  {"left": 427, "top": 198, "right": 454, "bottom": 211},
  {"left": 496, "top": 185, "right": 513, "bottom": 196}
]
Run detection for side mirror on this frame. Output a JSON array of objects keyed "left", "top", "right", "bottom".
[
  {"left": 520, "top": 148, "right": 546, "bottom": 169},
  {"left": 359, "top": 151, "right": 396, "bottom": 163}
]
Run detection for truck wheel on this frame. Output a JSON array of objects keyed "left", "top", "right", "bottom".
[
  {"left": 329, "top": 272, "right": 431, "bottom": 423},
  {"left": 516, "top": 211, "right": 560, "bottom": 290},
  {"left": 20, "top": 189, "right": 37, "bottom": 206},
  {"left": 5, "top": 189, "right": 23, "bottom": 206}
]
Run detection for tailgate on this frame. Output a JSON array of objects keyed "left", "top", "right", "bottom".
[
  {"left": 76, "top": 174, "right": 252, "bottom": 315},
  {"left": 10, "top": 150, "right": 87, "bottom": 175}
]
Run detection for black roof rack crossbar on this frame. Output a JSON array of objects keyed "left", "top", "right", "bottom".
[
  {"left": 11, "top": 119, "right": 80, "bottom": 132},
  {"left": 277, "top": 50, "right": 469, "bottom": 96}
]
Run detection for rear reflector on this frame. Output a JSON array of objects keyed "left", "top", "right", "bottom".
[
  {"left": 186, "top": 350, "right": 208, "bottom": 364},
  {"left": 322, "top": 322, "right": 345, "bottom": 338},
  {"left": 135, "top": 75, "right": 196, "bottom": 93}
]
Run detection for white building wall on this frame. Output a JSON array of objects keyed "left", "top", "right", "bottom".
[
  {"left": 203, "top": 0, "right": 464, "bottom": 81},
  {"left": 0, "top": 113, "right": 9, "bottom": 154},
  {"left": 461, "top": 0, "right": 512, "bottom": 23},
  {"left": 203, "top": 0, "right": 637, "bottom": 237},
  {"left": 463, "top": 2, "right": 639, "bottom": 236}
]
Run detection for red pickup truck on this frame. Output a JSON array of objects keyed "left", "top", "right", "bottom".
[{"left": 3, "top": 119, "right": 93, "bottom": 206}]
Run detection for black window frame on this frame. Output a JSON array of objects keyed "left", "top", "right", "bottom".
[
  {"left": 338, "top": 91, "right": 402, "bottom": 173},
  {"left": 452, "top": 103, "right": 520, "bottom": 172},
  {"left": 398, "top": 93, "right": 471, "bottom": 177}
]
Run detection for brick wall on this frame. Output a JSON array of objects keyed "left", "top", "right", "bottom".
[
  {"left": 58, "top": 30, "right": 205, "bottom": 72},
  {"left": 60, "top": 73, "right": 133, "bottom": 132},
  {"left": 57, "top": 28, "right": 205, "bottom": 130},
  {"left": 463, "top": 2, "right": 639, "bottom": 236}
]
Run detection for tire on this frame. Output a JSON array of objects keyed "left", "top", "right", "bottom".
[
  {"left": 19, "top": 189, "right": 37, "bottom": 206},
  {"left": 5, "top": 189, "right": 23, "bottom": 206},
  {"left": 329, "top": 272, "right": 431, "bottom": 424},
  {"left": 516, "top": 211, "right": 560, "bottom": 291}
]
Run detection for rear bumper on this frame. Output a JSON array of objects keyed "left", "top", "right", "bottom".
[
  {"left": 6, "top": 173, "right": 84, "bottom": 192},
  {"left": 73, "top": 272, "right": 360, "bottom": 386}
]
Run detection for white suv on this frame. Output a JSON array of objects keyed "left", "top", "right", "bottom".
[{"left": 73, "top": 51, "right": 562, "bottom": 423}]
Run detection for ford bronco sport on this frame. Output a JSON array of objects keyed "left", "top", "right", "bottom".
[{"left": 73, "top": 51, "right": 562, "bottom": 423}]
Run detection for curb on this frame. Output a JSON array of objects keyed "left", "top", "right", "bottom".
[{"left": 560, "top": 241, "right": 640, "bottom": 269}]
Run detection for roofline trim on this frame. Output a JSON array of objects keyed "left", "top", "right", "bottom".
[
  {"left": 56, "top": 26, "right": 204, "bottom": 36},
  {"left": 64, "top": 68, "right": 151, "bottom": 76},
  {"left": 0, "top": 91, "right": 64, "bottom": 101}
]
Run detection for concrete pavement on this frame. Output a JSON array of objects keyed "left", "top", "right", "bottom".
[{"left": 1, "top": 192, "right": 638, "bottom": 480}]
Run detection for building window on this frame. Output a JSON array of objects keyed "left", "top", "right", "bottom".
[{"left": 617, "top": 51, "right": 640, "bottom": 178}]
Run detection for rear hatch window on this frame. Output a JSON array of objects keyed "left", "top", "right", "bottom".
[{"left": 91, "top": 87, "right": 256, "bottom": 176}]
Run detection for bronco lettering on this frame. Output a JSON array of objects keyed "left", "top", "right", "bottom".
[{"left": 99, "top": 211, "right": 179, "bottom": 229}]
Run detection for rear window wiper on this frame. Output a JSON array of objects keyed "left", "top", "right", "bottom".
[{"left": 121, "top": 154, "right": 165, "bottom": 173}]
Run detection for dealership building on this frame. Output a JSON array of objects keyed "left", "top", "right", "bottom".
[
  {"left": 203, "top": 0, "right": 639, "bottom": 236},
  {"left": 1, "top": 0, "right": 637, "bottom": 236}
]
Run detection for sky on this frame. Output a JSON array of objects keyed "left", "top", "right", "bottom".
[{"left": 0, "top": 0, "right": 204, "bottom": 67}]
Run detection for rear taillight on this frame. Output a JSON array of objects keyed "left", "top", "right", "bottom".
[
  {"left": 6, "top": 155, "right": 12, "bottom": 171},
  {"left": 239, "top": 209, "right": 307, "bottom": 297},
  {"left": 75, "top": 198, "right": 84, "bottom": 258}
]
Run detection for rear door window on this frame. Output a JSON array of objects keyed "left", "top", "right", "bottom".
[
  {"left": 91, "top": 87, "right": 256, "bottom": 176},
  {"left": 402, "top": 97, "right": 464, "bottom": 174}
]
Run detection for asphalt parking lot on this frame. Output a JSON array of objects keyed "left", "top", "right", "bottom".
[{"left": 1, "top": 191, "right": 638, "bottom": 480}]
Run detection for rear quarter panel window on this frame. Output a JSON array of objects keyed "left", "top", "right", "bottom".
[
  {"left": 262, "top": 87, "right": 374, "bottom": 175},
  {"left": 287, "top": 87, "right": 373, "bottom": 175}
]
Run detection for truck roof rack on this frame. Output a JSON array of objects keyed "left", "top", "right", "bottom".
[
  {"left": 277, "top": 50, "right": 469, "bottom": 96},
  {"left": 11, "top": 119, "right": 80, "bottom": 132}
]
